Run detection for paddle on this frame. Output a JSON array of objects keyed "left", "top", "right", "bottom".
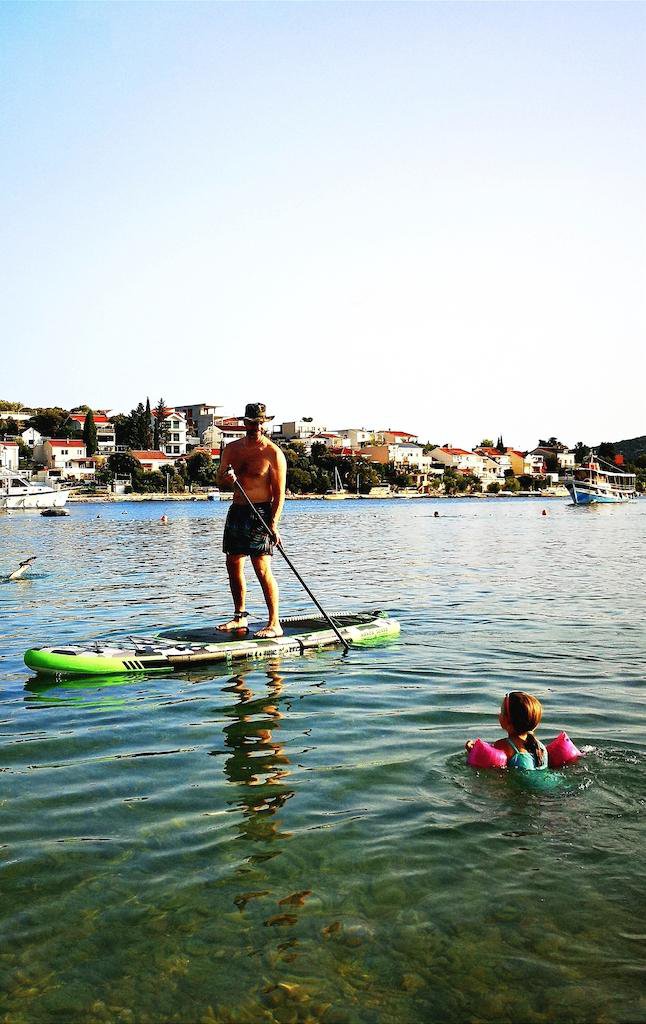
[{"left": 226, "top": 469, "right": 350, "bottom": 653}]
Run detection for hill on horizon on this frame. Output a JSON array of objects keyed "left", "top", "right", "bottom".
[{"left": 603, "top": 435, "right": 646, "bottom": 460}]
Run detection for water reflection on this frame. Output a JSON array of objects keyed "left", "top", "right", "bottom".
[{"left": 215, "top": 662, "right": 294, "bottom": 851}]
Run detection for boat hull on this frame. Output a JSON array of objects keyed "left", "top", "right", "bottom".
[
  {"left": 1, "top": 488, "right": 69, "bottom": 510},
  {"left": 24, "top": 612, "right": 400, "bottom": 677},
  {"left": 566, "top": 482, "right": 637, "bottom": 505}
]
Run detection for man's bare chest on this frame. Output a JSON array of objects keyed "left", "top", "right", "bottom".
[{"left": 231, "top": 447, "right": 272, "bottom": 478}]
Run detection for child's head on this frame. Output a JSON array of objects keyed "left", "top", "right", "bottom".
[{"left": 499, "top": 691, "right": 543, "bottom": 735}]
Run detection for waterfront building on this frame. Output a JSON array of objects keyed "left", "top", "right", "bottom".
[
  {"left": 428, "top": 447, "right": 486, "bottom": 476},
  {"left": 40, "top": 440, "right": 95, "bottom": 481},
  {"left": 530, "top": 440, "right": 575, "bottom": 471},
  {"left": 202, "top": 418, "right": 247, "bottom": 450},
  {"left": 361, "top": 443, "right": 442, "bottom": 474},
  {"left": 150, "top": 408, "right": 188, "bottom": 457},
  {"left": 66, "top": 413, "right": 116, "bottom": 454},
  {"left": 0, "top": 441, "right": 19, "bottom": 471},
  {"left": 174, "top": 402, "right": 223, "bottom": 439},
  {"left": 507, "top": 449, "right": 545, "bottom": 476},
  {"left": 474, "top": 447, "right": 512, "bottom": 479},
  {"left": 130, "top": 450, "right": 175, "bottom": 472}
]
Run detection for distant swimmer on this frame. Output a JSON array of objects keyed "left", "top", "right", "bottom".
[
  {"left": 160, "top": 514, "right": 169, "bottom": 524},
  {"left": 8, "top": 556, "right": 37, "bottom": 581},
  {"left": 434, "top": 510, "right": 440, "bottom": 518},
  {"left": 542, "top": 509, "right": 548, "bottom": 516}
]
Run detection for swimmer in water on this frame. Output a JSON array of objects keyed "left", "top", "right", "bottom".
[
  {"left": 466, "top": 691, "right": 548, "bottom": 771},
  {"left": 160, "top": 514, "right": 169, "bottom": 524},
  {"left": 433, "top": 510, "right": 440, "bottom": 518}
]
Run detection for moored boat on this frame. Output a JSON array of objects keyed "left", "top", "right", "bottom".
[
  {"left": 0, "top": 468, "right": 70, "bottom": 510},
  {"left": 565, "top": 454, "right": 637, "bottom": 505}
]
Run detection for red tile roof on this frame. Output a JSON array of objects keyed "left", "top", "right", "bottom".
[
  {"left": 48, "top": 440, "right": 86, "bottom": 448},
  {"left": 69, "top": 414, "right": 112, "bottom": 425},
  {"left": 438, "top": 447, "right": 474, "bottom": 456},
  {"left": 0, "top": 441, "right": 18, "bottom": 446},
  {"left": 130, "top": 450, "right": 168, "bottom": 460},
  {"left": 381, "top": 430, "right": 417, "bottom": 437}
]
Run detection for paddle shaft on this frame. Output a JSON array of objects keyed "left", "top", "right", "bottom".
[{"left": 227, "top": 472, "right": 350, "bottom": 651}]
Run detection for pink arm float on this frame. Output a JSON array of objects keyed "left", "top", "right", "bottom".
[
  {"left": 545, "top": 732, "right": 582, "bottom": 768},
  {"left": 466, "top": 732, "right": 582, "bottom": 769}
]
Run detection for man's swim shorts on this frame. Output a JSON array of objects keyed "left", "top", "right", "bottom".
[{"left": 222, "top": 502, "right": 274, "bottom": 556}]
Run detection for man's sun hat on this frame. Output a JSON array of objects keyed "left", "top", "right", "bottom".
[{"left": 243, "top": 402, "right": 274, "bottom": 423}]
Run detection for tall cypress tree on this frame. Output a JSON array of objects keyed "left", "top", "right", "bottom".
[
  {"left": 144, "top": 397, "right": 153, "bottom": 450},
  {"left": 83, "top": 409, "right": 98, "bottom": 456},
  {"left": 154, "top": 398, "right": 168, "bottom": 451}
]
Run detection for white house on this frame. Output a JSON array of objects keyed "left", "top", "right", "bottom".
[
  {"left": 202, "top": 418, "right": 248, "bottom": 450},
  {"left": 151, "top": 408, "right": 188, "bottom": 457},
  {"left": 41, "top": 440, "right": 96, "bottom": 481},
  {"left": 336, "top": 428, "right": 374, "bottom": 447},
  {"left": 375, "top": 429, "right": 419, "bottom": 445},
  {"left": 67, "top": 413, "right": 116, "bottom": 454},
  {"left": 0, "top": 441, "right": 19, "bottom": 471},
  {"left": 429, "top": 447, "right": 486, "bottom": 476},
  {"left": 474, "top": 447, "right": 512, "bottom": 479},
  {"left": 21, "top": 427, "right": 43, "bottom": 449}
]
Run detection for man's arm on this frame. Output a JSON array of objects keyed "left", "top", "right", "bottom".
[
  {"left": 217, "top": 444, "right": 235, "bottom": 489},
  {"left": 269, "top": 447, "right": 287, "bottom": 541}
]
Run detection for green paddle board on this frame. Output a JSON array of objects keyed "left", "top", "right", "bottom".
[{"left": 24, "top": 611, "right": 400, "bottom": 678}]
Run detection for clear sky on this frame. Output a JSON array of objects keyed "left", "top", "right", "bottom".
[{"left": 2, "top": 1, "right": 644, "bottom": 449}]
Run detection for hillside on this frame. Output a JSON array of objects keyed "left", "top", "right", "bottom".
[{"left": 605, "top": 436, "right": 646, "bottom": 460}]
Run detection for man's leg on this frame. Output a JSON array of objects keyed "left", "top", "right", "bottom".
[
  {"left": 251, "top": 555, "right": 283, "bottom": 637},
  {"left": 219, "top": 554, "right": 249, "bottom": 630}
]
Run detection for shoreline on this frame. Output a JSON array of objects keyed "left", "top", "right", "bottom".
[{"left": 66, "top": 489, "right": 570, "bottom": 504}]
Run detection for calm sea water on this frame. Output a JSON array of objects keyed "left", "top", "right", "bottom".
[{"left": 1, "top": 497, "right": 645, "bottom": 1024}]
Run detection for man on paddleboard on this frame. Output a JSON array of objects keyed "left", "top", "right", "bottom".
[{"left": 217, "top": 402, "right": 287, "bottom": 639}]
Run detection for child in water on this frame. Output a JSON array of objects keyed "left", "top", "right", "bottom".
[{"left": 466, "top": 691, "right": 548, "bottom": 771}]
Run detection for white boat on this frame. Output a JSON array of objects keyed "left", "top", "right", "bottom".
[
  {"left": 324, "top": 467, "right": 347, "bottom": 499},
  {"left": 0, "top": 468, "right": 69, "bottom": 510},
  {"left": 206, "top": 489, "right": 221, "bottom": 501},
  {"left": 565, "top": 454, "right": 637, "bottom": 505}
]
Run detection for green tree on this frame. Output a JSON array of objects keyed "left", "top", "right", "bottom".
[
  {"left": 145, "top": 398, "right": 153, "bottom": 449},
  {"left": 154, "top": 398, "right": 168, "bottom": 450},
  {"left": 0, "top": 400, "right": 24, "bottom": 412},
  {"left": 518, "top": 474, "right": 534, "bottom": 491},
  {"left": 287, "top": 467, "right": 313, "bottom": 493},
  {"left": 487, "top": 481, "right": 501, "bottom": 493},
  {"left": 108, "top": 452, "right": 143, "bottom": 481},
  {"left": 112, "top": 413, "right": 131, "bottom": 447},
  {"left": 503, "top": 476, "right": 521, "bottom": 492},
  {"left": 479, "top": 438, "right": 494, "bottom": 448},
  {"left": 29, "top": 408, "right": 69, "bottom": 437},
  {"left": 184, "top": 451, "right": 218, "bottom": 486},
  {"left": 83, "top": 409, "right": 98, "bottom": 456},
  {"left": 573, "top": 441, "right": 590, "bottom": 464},
  {"left": 128, "top": 404, "right": 149, "bottom": 449}
]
